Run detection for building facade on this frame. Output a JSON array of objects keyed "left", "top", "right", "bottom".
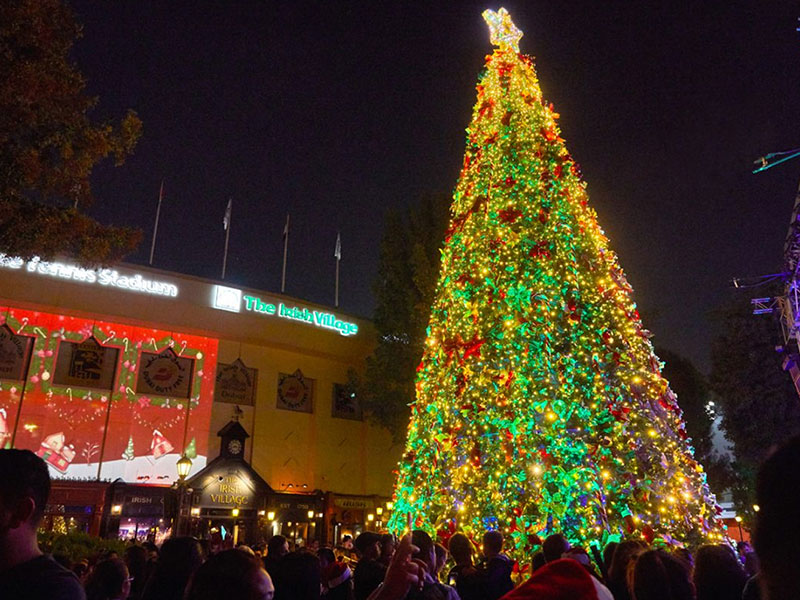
[{"left": 0, "top": 256, "right": 401, "bottom": 544}]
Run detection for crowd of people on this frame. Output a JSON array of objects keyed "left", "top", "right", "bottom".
[{"left": 1, "top": 434, "right": 799, "bottom": 600}]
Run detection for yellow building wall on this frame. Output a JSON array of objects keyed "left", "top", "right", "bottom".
[
  {"left": 0, "top": 260, "right": 401, "bottom": 497},
  {"left": 210, "top": 338, "right": 398, "bottom": 496}
]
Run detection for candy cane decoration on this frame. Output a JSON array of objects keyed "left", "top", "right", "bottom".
[
  {"left": 123, "top": 337, "right": 130, "bottom": 353},
  {"left": 103, "top": 330, "right": 116, "bottom": 345},
  {"left": 33, "top": 327, "right": 46, "bottom": 338},
  {"left": 179, "top": 340, "right": 187, "bottom": 355},
  {"left": 66, "top": 387, "right": 73, "bottom": 401},
  {"left": 17, "top": 317, "right": 28, "bottom": 333},
  {"left": 125, "top": 387, "right": 136, "bottom": 397}
]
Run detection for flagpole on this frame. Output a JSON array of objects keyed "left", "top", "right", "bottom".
[
  {"left": 149, "top": 180, "right": 164, "bottom": 265},
  {"left": 222, "top": 198, "right": 232, "bottom": 279},
  {"left": 334, "top": 231, "right": 341, "bottom": 307},
  {"left": 281, "top": 213, "right": 289, "bottom": 293}
]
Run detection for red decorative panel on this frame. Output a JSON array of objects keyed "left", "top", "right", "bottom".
[{"left": 0, "top": 307, "right": 217, "bottom": 484}]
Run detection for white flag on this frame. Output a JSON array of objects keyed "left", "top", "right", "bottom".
[
  {"left": 334, "top": 232, "right": 341, "bottom": 260},
  {"left": 223, "top": 198, "right": 232, "bottom": 230}
]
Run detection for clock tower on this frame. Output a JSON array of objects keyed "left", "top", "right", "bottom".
[{"left": 217, "top": 406, "right": 249, "bottom": 459}]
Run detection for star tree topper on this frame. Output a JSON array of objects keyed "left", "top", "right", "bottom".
[{"left": 482, "top": 7, "right": 523, "bottom": 52}]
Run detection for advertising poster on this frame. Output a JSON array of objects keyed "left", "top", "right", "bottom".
[
  {"left": 136, "top": 350, "right": 193, "bottom": 398},
  {"left": 214, "top": 359, "right": 257, "bottom": 406},
  {"left": 276, "top": 369, "right": 313, "bottom": 413},
  {"left": 53, "top": 337, "right": 118, "bottom": 389},
  {"left": 0, "top": 324, "right": 33, "bottom": 381}
]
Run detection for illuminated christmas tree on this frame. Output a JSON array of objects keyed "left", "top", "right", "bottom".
[{"left": 388, "top": 8, "right": 722, "bottom": 557}]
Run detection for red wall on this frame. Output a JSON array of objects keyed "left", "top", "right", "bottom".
[{"left": 0, "top": 306, "right": 217, "bottom": 484}]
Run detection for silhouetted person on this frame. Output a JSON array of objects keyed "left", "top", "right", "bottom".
[
  {"left": 693, "top": 544, "right": 748, "bottom": 600},
  {"left": 601, "top": 541, "right": 617, "bottom": 582},
  {"left": 354, "top": 532, "right": 386, "bottom": 600},
  {"left": 123, "top": 545, "right": 147, "bottom": 600},
  {"left": 0, "top": 449, "right": 86, "bottom": 599},
  {"left": 530, "top": 552, "right": 546, "bottom": 574},
  {"left": 141, "top": 542, "right": 158, "bottom": 562},
  {"left": 73, "top": 561, "right": 90, "bottom": 585},
  {"left": 185, "top": 548, "right": 274, "bottom": 600},
  {"left": 482, "top": 530, "right": 513, "bottom": 600},
  {"left": 363, "top": 534, "right": 426, "bottom": 600},
  {"left": 753, "top": 435, "right": 800, "bottom": 599},
  {"left": 273, "top": 551, "right": 321, "bottom": 600},
  {"left": 541, "top": 533, "right": 570, "bottom": 563},
  {"left": 407, "top": 529, "right": 459, "bottom": 600},
  {"left": 736, "top": 541, "right": 758, "bottom": 576},
  {"left": 140, "top": 537, "right": 204, "bottom": 600},
  {"left": 742, "top": 575, "right": 762, "bottom": 600},
  {"left": 672, "top": 548, "right": 693, "bottom": 570},
  {"left": 434, "top": 544, "right": 447, "bottom": 581},
  {"left": 264, "top": 535, "right": 289, "bottom": 582},
  {"left": 563, "top": 546, "right": 602, "bottom": 581},
  {"left": 319, "top": 547, "right": 352, "bottom": 600},
  {"left": 447, "top": 533, "right": 486, "bottom": 600},
  {"left": 85, "top": 558, "right": 131, "bottom": 600},
  {"left": 53, "top": 553, "right": 72, "bottom": 570},
  {"left": 606, "top": 540, "right": 646, "bottom": 600},
  {"left": 630, "top": 549, "right": 693, "bottom": 600},
  {"left": 379, "top": 534, "right": 396, "bottom": 568}
]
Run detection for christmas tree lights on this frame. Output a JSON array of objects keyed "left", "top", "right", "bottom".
[{"left": 388, "top": 8, "right": 722, "bottom": 558}]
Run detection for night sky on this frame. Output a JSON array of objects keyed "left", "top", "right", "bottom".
[{"left": 71, "top": 1, "right": 800, "bottom": 371}]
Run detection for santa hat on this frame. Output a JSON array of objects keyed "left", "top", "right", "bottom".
[
  {"left": 499, "top": 559, "right": 613, "bottom": 600},
  {"left": 324, "top": 561, "right": 352, "bottom": 589}
]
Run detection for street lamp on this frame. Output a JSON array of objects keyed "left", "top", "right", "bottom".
[
  {"left": 734, "top": 515, "right": 744, "bottom": 540},
  {"left": 175, "top": 454, "right": 193, "bottom": 536},
  {"left": 176, "top": 454, "right": 193, "bottom": 481}
]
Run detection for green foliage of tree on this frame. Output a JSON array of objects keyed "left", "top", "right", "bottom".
[
  {"left": 709, "top": 285, "right": 800, "bottom": 523},
  {"left": 657, "top": 348, "right": 732, "bottom": 492},
  {"left": 38, "top": 530, "right": 126, "bottom": 563},
  {"left": 357, "top": 193, "right": 450, "bottom": 439},
  {"left": 0, "top": 0, "right": 142, "bottom": 263},
  {"left": 659, "top": 349, "right": 714, "bottom": 458}
]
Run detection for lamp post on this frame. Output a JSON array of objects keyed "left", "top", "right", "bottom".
[
  {"left": 175, "top": 454, "right": 192, "bottom": 536},
  {"left": 734, "top": 515, "right": 744, "bottom": 541}
]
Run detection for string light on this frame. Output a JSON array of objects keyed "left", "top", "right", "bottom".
[{"left": 388, "top": 8, "right": 722, "bottom": 559}]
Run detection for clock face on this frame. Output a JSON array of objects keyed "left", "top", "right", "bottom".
[{"left": 227, "top": 439, "right": 242, "bottom": 455}]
